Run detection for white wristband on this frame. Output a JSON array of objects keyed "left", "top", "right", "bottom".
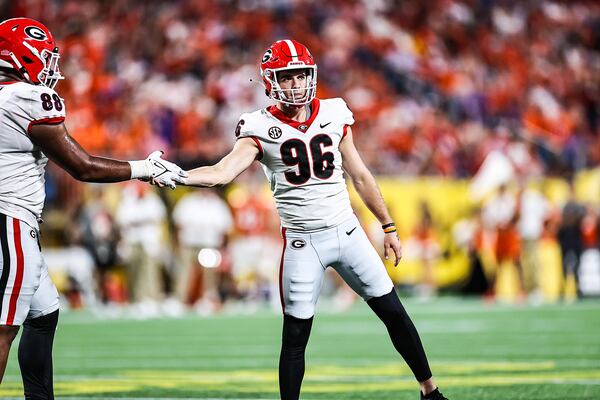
[{"left": 128, "top": 160, "right": 150, "bottom": 179}]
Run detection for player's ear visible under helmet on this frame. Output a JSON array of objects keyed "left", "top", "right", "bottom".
[
  {"left": 260, "top": 39, "right": 317, "bottom": 106},
  {"left": 0, "top": 17, "right": 64, "bottom": 89}
]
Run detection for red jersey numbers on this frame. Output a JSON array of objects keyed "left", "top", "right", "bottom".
[{"left": 280, "top": 134, "right": 334, "bottom": 185}]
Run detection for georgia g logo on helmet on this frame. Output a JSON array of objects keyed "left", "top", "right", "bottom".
[
  {"left": 0, "top": 18, "right": 64, "bottom": 89},
  {"left": 24, "top": 26, "right": 47, "bottom": 41},
  {"left": 261, "top": 49, "right": 273, "bottom": 64}
]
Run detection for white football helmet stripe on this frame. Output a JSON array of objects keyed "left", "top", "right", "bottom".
[{"left": 284, "top": 39, "right": 299, "bottom": 62}]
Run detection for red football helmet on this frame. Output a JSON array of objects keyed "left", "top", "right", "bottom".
[
  {"left": 260, "top": 40, "right": 317, "bottom": 106},
  {"left": 0, "top": 18, "right": 63, "bottom": 89}
]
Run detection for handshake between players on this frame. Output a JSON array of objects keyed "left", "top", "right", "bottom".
[
  {"left": 131, "top": 150, "right": 188, "bottom": 190},
  {"left": 0, "top": 17, "right": 447, "bottom": 400}
]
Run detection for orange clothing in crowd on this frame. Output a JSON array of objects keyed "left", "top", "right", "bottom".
[
  {"left": 230, "top": 194, "right": 273, "bottom": 237},
  {"left": 581, "top": 215, "right": 599, "bottom": 249},
  {"left": 494, "top": 225, "right": 521, "bottom": 263}
]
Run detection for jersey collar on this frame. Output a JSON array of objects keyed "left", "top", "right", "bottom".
[{"left": 267, "top": 98, "right": 320, "bottom": 133}]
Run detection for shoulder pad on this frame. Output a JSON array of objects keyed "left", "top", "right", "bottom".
[{"left": 13, "top": 83, "right": 66, "bottom": 124}]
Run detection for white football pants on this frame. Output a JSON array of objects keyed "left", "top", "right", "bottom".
[
  {"left": 0, "top": 214, "right": 59, "bottom": 326},
  {"left": 279, "top": 215, "right": 394, "bottom": 319}
]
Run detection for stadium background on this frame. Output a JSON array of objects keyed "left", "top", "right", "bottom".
[{"left": 1, "top": 0, "right": 600, "bottom": 399}]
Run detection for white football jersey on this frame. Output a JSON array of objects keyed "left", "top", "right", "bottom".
[
  {"left": 237, "top": 98, "right": 355, "bottom": 231},
  {"left": 0, "top": 81, "right": 66, "bottom": 229}
]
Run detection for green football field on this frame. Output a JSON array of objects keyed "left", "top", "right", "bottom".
[{"left": 2, "top": 298, "right": 599, "bottom": 400}]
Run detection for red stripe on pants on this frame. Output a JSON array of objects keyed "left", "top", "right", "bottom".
[
  {"left": 7, "top": 218, "right": 24, "bottom": 325},
  {"left": 279, "top": 228, "right": 287, "bottom": 314}
]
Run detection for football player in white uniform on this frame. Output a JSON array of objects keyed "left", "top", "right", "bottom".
[
  {"left": 0, "top": 18, "right": 185, "bottom": 398},
  {"left": 182, "top": 40, "right": 448, "bottom": 400}
]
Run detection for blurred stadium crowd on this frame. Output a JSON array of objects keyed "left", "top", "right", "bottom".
[{"left": 2, "top": 0, "right": 599, "bottom": 314}]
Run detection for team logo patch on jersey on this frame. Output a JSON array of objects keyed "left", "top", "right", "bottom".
[
  {"left": 290, "top": 239, "right": 306, "bottom": 249},
  {"left": 268, "top": 126, "right": 282, "bottom": 139},
  {"left": 24, "top": 26, "right": 48, "bottom": 41}
]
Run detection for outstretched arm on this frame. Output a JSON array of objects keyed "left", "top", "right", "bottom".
[
  {"left": 29, "top": 122, "right": 132, "bottom": 182},
  {"left": 184, "top": 137, "right": 259, "bottom": 187},
  {"left": 29, "top": 122, "right": 185, "bottom": 187},
  {"left": 340, "top": 126, "right": 402, "bottom": 265}
]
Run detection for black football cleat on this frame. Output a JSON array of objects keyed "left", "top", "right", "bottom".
[{"left": 420, "top": 388, "right": 448, "bottom": 400}]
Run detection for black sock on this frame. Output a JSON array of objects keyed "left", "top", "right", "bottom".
[
  {"left": 422, "top": 387, "right": 442, "bottom": 399},
  {"left": 18, "top": 310, "right": 59, "bottom": 400},
  {"left": 279, "top": 314, "right": 313, "bottom": 400},
  {"left": 367, "top": 290, "right": 432, "bottom": 382}
]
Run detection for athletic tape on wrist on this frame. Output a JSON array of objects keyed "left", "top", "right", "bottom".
[{"left": 128, "top": 160, "right": 150, "bottom": 179}]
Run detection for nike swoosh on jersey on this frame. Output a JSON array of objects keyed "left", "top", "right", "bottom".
[
  {"left": 345, "top": 227, "right": 356, "bottom": 235},
  {"left": 320, "top": 122, "right": 331, "bottom": 128}
]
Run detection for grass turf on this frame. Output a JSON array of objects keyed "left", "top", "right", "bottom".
[{"left": 1, "top": 298, "right": 599, "bottom": 399}]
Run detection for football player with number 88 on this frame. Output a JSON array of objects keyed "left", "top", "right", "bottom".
[
  {"left": 183, "top": 40, "right": 448, "bottom": 400},
  {"left": 0, "top": 18, "right": 186, "bottom": 398}
]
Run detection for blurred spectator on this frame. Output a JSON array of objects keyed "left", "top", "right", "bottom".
[
  {"left": 578, "top": 204, "right": 600, "bottom": 295},
  {"left": 557, "top": 182, "right": 586, "bottom": 297},
  {"left": 453, "top": 207, "right": 491, "bottom": 295},
  {"left": 581, "top": 204, "right": 599, "bottom": 251},
  {"left": 116, "top": 182, "right": 167, "bottom": 312},
  {"left": 172, "top": 188, "right": 233, "bottom": 313},
  {"left": 43, "top": 246, "right": 96, "bottom": 309},
  {"left": 409, "top": 201, "right": 441, "bottom": 299},
  {"left": 69, "top": 186, "right": 120, "bottom": 303},
  {"left": 228, "top": 182, "right": 280, "bottom": 309},
  {"left": 517, "top": 185, "right": 550, "bottom": 301},
  {"left": 483, "top": 184, "right": 523, "bottom": 298}
]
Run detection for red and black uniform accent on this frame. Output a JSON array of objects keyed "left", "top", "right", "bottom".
[
  {"left": 267, "top": 98, "right": 321, "bottom": 132},
  {"left": 0, "top": 213, "right": 25, "bottom": 326},
  {"left": 27, "top": 116, "right": 65, "bottom": 133},
  {"left": 279, "top": 227, "right": 287, "bottom": 313},
  {"left": 0, "top": 213, "right": 10, "bottom": 315}
]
